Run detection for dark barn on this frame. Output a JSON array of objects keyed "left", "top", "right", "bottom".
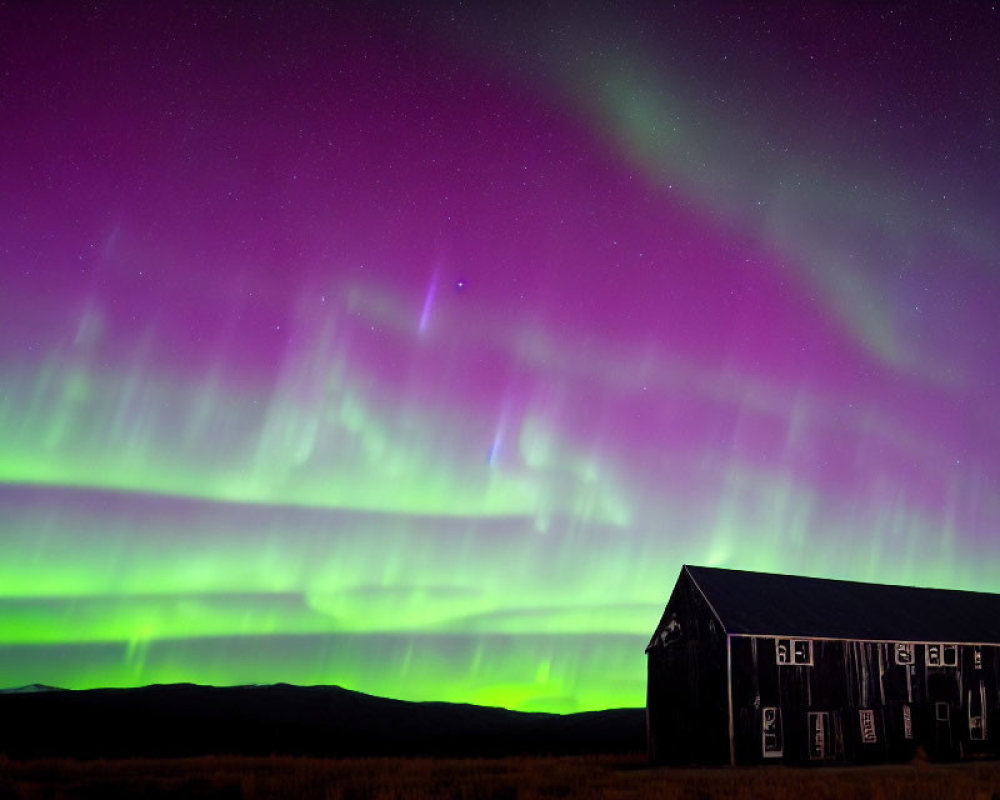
[{"left": 647, "top": 565, "right": 1000, "bottom": 765}]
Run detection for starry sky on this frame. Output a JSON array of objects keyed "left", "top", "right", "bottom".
[{"left": 1, "top": 1, "right": 998, "bottom": 712}]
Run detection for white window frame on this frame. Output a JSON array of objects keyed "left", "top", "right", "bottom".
[
  {"left": 762, "top": 706, "right": 783, "bottom": 758},
  {"left": 894, "top": 643, "right": 915, "bottom": 665},
  {"left": 926, "top": 643, "right": 959, "bottom": 667},
  {"left": 859, "top": 709, "right": 877, "bottom": 743},
  {"left": 776, "top": 638, "right": 813, "bottom": 666}
]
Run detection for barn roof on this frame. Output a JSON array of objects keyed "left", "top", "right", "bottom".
[{"left": 684, "top": 565, "right": 1000, "bottom": 644}]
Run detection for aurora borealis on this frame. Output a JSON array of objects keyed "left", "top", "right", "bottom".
[{"left": 1, "top": 2, "right": 999, "bottom": 712}]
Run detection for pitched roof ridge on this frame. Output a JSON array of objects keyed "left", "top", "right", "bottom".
[
  {"left": 677, "top": 565, "right": 1000, "bottom": 643},
  {"left": 682, "top": 564, "right": 728, "bottom": 635},
  {"left": 685, "top": 564, "right": 996, "bottom": 598}
]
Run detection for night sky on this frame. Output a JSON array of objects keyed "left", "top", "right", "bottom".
[{"left": 1, "top": 1, "right": 998, "bottom": 712}]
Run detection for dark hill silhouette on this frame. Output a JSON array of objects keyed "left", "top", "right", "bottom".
[{"left": 0, "top": 684, "right": 645, "bottom": 758}]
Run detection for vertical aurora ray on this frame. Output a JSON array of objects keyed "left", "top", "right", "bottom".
[
  {"left": 418, "top": 268, "right": 440, "bottom": 336},
  {"left": 1, "top": 2, "right": 998, "bottom": 711}
]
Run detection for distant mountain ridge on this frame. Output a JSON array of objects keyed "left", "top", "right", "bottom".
[
  {"left": 0, "top": 683, "right": 63, "bottom": 693},
  {"left": 0, "top": 683, "right": 645, "bottom": 758}
]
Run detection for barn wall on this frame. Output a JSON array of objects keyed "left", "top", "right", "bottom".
[
  {"left": 646, "top": 570, "right": 729, "bottom": 764},
  {"left": 729, "top": 636, "right": 1000, "bottom": 764}
]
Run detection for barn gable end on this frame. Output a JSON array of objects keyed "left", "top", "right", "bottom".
[{"left": 645, "top": 565, "right": 729, "bottom": 764}]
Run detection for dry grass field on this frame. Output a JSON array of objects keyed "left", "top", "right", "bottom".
[{"left": 3, "top": 753, "right": 1000, "bottom": 799}]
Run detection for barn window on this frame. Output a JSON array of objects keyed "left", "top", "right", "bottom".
[
  {"left": 776, "top": 638, "right": 813, "bottom": 665},
  {"left": 762, "top": 707, "right": 783, "bottom": 757},
  {"left": 655, "top": 616, "right": 682, "bottom": 648},
  {"left": 969, "top": 682, "right": 987, "bottom": 741},
  {"left": 902, "top": 705, "right": 913, "bottom": 740},
  {"left": 974, "top": 646, "right": 983, "bottom": 670},
  {"left": 859, "top": 709, "right": 877, "bottom": 743},
  {"left": 935, "top": 702, "right": 950, "bottom": 722},
  {"left": 926, "top": 643, "right": 958, "bottom": 667},
  {"left": 808, "top": 711, "right": 830, "bottom": 760},
  {"left": 894, "top": 643, "right": 915, "bottom": 665}
]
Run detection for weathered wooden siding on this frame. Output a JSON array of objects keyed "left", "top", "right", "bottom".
[{"left": 729, "top": 637, "right": 1000, "bottom": 764}]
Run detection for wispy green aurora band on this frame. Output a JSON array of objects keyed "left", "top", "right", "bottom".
[{"left": 1, "top": 3, "right": 999, "bottom": 711}]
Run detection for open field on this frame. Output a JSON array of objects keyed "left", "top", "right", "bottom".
[{"left": 3, "top": 754, "right": 1000, "bottom": 799}]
